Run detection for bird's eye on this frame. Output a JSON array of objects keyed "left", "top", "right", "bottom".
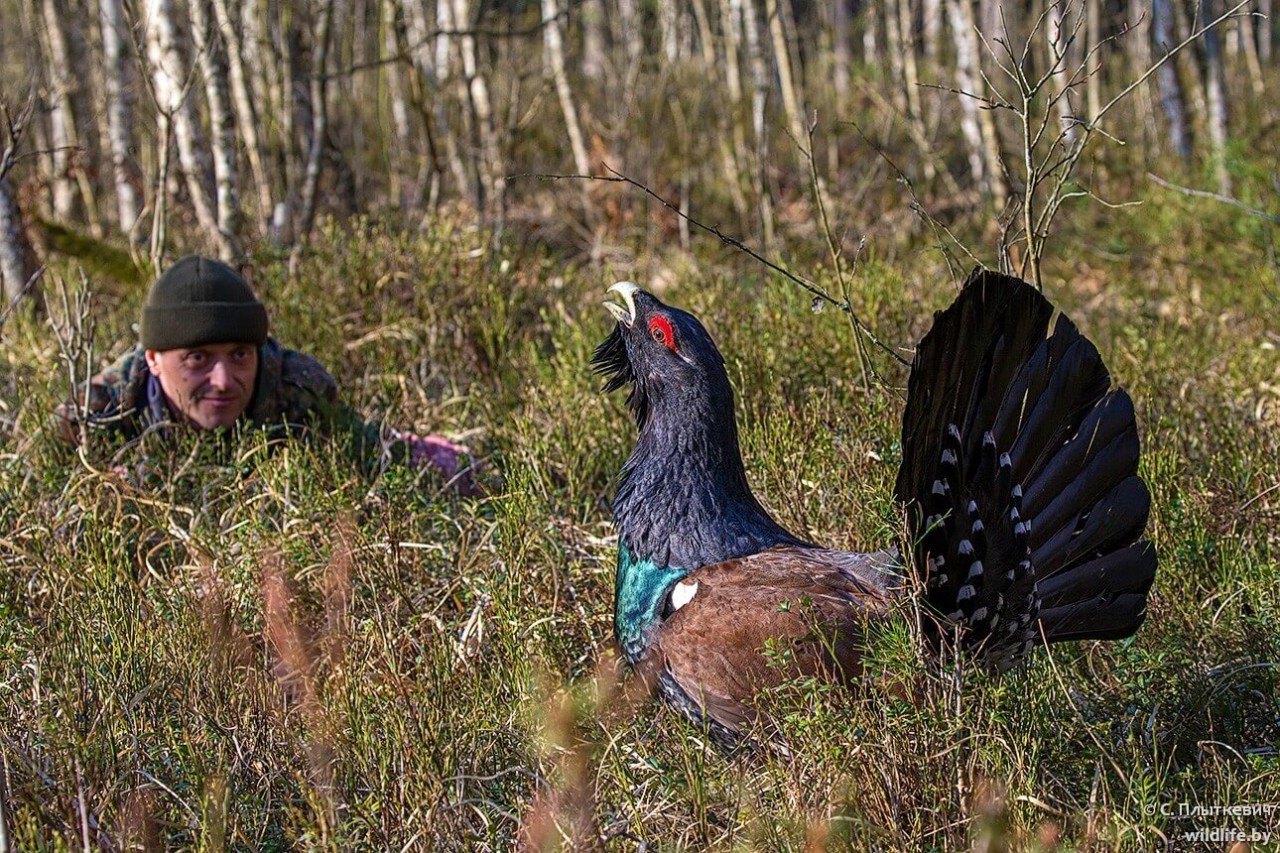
[{"left": 648, "top": 316, "right": 678, "bottom": 352}]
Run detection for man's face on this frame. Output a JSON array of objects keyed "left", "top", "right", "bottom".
[{"left": 144, "top": 343, "right": 259, "bottom": 430}]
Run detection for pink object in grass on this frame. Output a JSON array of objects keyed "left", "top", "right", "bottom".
[{"left": 400, "top": 431, "right": 482, "bottom": 495}]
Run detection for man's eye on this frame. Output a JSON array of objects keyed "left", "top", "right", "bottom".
[{"left": 183, "top": 352, "right": 206, "bottom": 366}]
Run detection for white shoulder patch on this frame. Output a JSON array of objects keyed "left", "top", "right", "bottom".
[{"left": 670, "top": 579, "right": 700, "bottom": 612}]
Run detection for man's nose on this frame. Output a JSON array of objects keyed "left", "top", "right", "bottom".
[{"left": 207, "top": 359, "right": 231, "bottom": 390}]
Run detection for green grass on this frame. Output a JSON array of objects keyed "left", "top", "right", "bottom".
[{"left": 0, "top": 194, "right": 1277, "bottom": 851}]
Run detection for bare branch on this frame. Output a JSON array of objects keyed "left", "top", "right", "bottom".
[{"left": 1147, "top": 173, "right": 1280, "bottom": 223}]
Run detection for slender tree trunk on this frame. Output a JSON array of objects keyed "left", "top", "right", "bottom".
[
  {"left": 294, "top": 0, "right": 334, "bottom": 259},
  {"left": 40, "top": 0, "right": 80, "bottom": 222},
  {"left": 659, "top": 0, "right": 680, "bottom": 62},
  {"left": 99, "top": 0, "right": 142, "bottom": 236},
  {"left": 1152, "top": 0, "right": 1192, "bottom": 160},
  {"left": 740, "top": 0, "right": 775, "bottom": 246},
  {"left": 885, "top": 0, "right": 935, "bottom": 179},
  {"left": 616, "top": 0, "right": 643, "bottom": 92},
  {"left": 1048, "top": 0, "right": 1078, "bottom": 146},
  {"left": 190, "top": 0, "right": 244, "bottom": 260},
  {"left": 543, "top": 0, "right": 591, "bottom": 177},
  {"left": 213, "top": 0, "right": 275, "bottom": 232},
  {"left": 1085, "top": 0, "right": 1102, "bottom": 120},
  {"left": 449, "top": 0, "right": 504, "bottom": 224},
  {"left": 1237, "top": 8, "right": 1266, "bottom": 96},
  {"left": 765, "top": 0, "right": 803, "bottom": 146},
  {"left": 399, "top": 0, "right": 464, "bottom": 208},
  {"left": 714, "top": 0, "right": 752, "bottom": 228},
  {"left": 1260, "top": 0, "right": 1273, "bottom": 63},
  {"left": 947, "top": 0, "right": 987, "bottom": 195},
  {"left": 144, "top": 0, "right": 229, "bottom": 257},
  {"left": 863, "top": 0, "right": 879, "bottom": 65},
  {"left": 1201, "top": 0, "right": 1232, "bottom": 194},
  {"left": 581, "top": 0, "right": 606, "bottom": 80},
  {"left": 833, "top": 0, "right": 852, "bottom": 98},
  {"left": 884, "top": 0, "right": 909, "bottom": 112},
  {"left": 1126, "top": 0, "right": 1158, "bottom": 156},
  {"left": 382, "top": 0, "right": 412, "bottom": 206},
  {"left": 0, "top": 176, "right": 38, "bottom": 307},
  {"left": 922, "top": 0, "right": 942, "bottom": 60}
]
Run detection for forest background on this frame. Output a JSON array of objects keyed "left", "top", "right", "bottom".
[{"left": 0, "top": 0, "right": 1277, "bottom": 849}]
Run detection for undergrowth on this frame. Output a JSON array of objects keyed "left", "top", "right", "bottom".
[{"left": 0, "top": 185, "right": 1277, "bottom": 850}]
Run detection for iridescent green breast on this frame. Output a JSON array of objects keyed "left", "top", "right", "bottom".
[{"left": 614, "top": 541, "right": 690, "bottom": 663}]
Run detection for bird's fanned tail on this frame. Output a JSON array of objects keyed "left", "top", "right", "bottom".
[{"left": 895, "top": 269, "right": 1156, "bottom": 670}]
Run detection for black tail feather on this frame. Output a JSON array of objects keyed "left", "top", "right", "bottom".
[{"left": 897, "top": 269, "right": 1156, "bottom": 669}]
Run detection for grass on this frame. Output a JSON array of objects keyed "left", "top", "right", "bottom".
[{"left": 0, "top": 186, "right": 1277, "bottom": 851}]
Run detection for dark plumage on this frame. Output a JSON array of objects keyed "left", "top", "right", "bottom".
[{"left": 592, "top": 271, "right": 1157, "bottom": 746}]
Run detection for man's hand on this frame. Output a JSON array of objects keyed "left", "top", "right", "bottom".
[{"left": 395, "top": 431, "right": 482, "bottom": 496}]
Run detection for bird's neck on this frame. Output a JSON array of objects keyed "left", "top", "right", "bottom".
[{"left": 612, "top": 391, "right": 799, "bottom": 660}]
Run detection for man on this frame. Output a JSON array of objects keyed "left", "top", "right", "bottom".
[{"left": 56, "top": 255, "right": 476, "bottom": 490}]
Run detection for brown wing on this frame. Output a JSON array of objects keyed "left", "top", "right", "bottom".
[{"left": 650, "top": 546, "right": 896, "bottom": 736}]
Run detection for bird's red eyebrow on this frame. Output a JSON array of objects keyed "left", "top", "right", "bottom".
[{"left": 649, "top": 315, "right": 678, "bottom": 351}]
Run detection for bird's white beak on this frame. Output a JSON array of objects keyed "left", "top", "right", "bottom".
[{"left": 605, "top": 281, "right": 640, "bottom": 327}]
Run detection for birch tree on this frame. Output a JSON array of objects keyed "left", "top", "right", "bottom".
[
  {"left": 1, "top": 100, "right": 38, "bottom": 309},
  {"left": 144, "top": 0, "right": 231, "bottom": 258},
  {"left": 1201, "top": 0, "right": 1233, "bottom": 194},
  {"left": 543, "top": 0, "right": 591, "bottom": 178},
  {"left": 99, "top": 0, "right": 142, "bottom": 235},
  {"left": 1153, "top": 0, "right": 1192, "bottom": 160},
  {"left": 947, "top": 0, "right": 1006, "bottom": 210},
  {"left": 190, "top": 0, "right": 244, "bottom": 259},
  {"left": 39, "top": 0, "right": 81, "bottom": 222},
  {"left": 213, "top": 0, "right": 275, "bottom": 231},
  {"left": 293, "top": 0, "right": 334, "bottom": 260}
]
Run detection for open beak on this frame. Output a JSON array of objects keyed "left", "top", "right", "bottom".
[{"left": 605, "top": 281, "right": 640, "bottom": 327}]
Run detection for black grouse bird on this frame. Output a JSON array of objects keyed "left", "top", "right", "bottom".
[{"left": 592, "top": 269, "right": 1157, "bottom": 746}]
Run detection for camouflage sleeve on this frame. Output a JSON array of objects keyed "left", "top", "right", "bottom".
[
  {"left": 53, "top": 347, "right": 148, "bottom": 447},
  {"left": 274, "top": 348, "right": 409, "bottom": 473}
]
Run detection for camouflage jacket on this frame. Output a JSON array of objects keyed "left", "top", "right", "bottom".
[{"left": 55, "top": 340, "right": 388, "bottom": 462}]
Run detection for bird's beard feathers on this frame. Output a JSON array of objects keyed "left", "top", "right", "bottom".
[{"left": 592, "top": 324, "right": 651, "bottom": 429}]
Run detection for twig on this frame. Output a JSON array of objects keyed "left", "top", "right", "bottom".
[
  {"left": 1147, "top": 173, "right": 1280, "bottom": 224},
  {"left": 513, "top": 165, "right": 912, "bottom": 367},
  {"left": 0, "top": 266, "right": 44, "bottom": 329}
]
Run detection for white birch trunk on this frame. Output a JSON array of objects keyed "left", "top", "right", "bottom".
[
  {"left": 863, "top": 0, "right": 879, "bottom": 65},
  {"left": 382, "top": 0, "right": 412, "bottom": 206},
  {"left": 1086, "top": 0, "right": 1101, "bottom": 119},
  {"left": 190, "top": 0, "right": 243, "bottom": 259},
  {"left": 922, "top": 0, "right": 942, "bottom": 59},
  {"left": 581, "top": 0, "right": 606, "bottom": 80},
  {"left": 40, "top": 0, "right": 79, "bottom": 221},
  {"left": 295, "top": 0, "right": 334, "bottom": 252},
  {"left": 449, "top": 0, "right": 504, "bottom": 221},
  {"left": 0, "top": 176, "right": 37, "bottom": 306},
  {"left": 765, "top": 0, "right": 803, "bottom": 144},
  {"left": 403, "top": 0, "right": 469, "bottom": 201},
  {"left": 542, "top": 0, "right": 591, "bottom": 177},
  {"left": 213, "top": 0, "right": 274, "bottom": 231},
  {"left": 947, "top": 0, "right": 987, "bottom": 193},
  {"left": 740, "top": 0, "right": 775, "bottom": 246},
  {"left": 1260, "top": 0, "right": 1273, "bottom": 63},
  {"left": 1152, "top": 0, "right": 1191, "bottom": 160},
  {"left": 99, "top": 0, "right": 142, "bottom": 235},
  {"left": 659, "top": 0, "right": 680, "bottom": 62},
  {"left": 1201, "top": 0, "right": 1232, "bottom": 194},
  {"left": 144, "top": 0, "right": 227, "bottom": 255}
]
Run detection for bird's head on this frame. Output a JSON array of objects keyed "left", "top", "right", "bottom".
[{"left": 591, "top": 282, "right": 732, "bottom": 430}]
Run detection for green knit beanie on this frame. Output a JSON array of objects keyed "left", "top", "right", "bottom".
[{"left": 140, "top": 255, "right": 269, "bottom": 351}]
